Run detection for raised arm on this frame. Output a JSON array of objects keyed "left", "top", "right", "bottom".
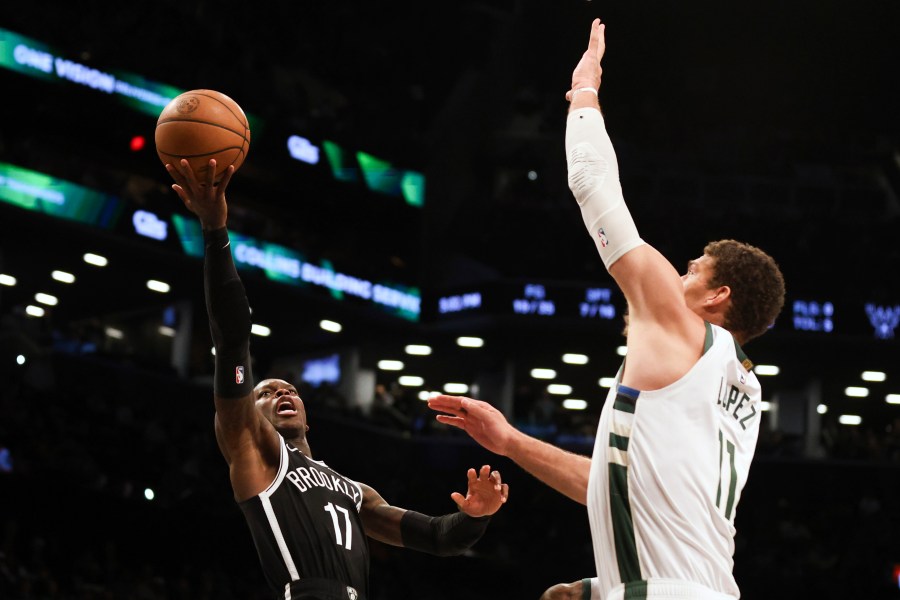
[
  {"left": 565, "top": 20, "right": 706, "bottom": 389},
  {"left": 358, "top": 465, "right": 508, "bottom": 556},
  {"left": 167, "top": 158, "right": 280, "bottom": 501}
]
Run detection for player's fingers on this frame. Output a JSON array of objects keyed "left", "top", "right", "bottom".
[
  {"left": 428, "top": 396, "right": 472, "bottom": 418},
  {"left": 205, "top": 159, "right": 217, "bottom": 189},
  {"left": 586, "top": 18, "right": 602, "bottom": 53},
  {"left": 490, "top": 470, "right": 502, "bottom": 485},
  {"left": 435, "top": 414, "right": 465, "bottom": 429},
  {"left": 218, "top": 164, "right": 235, "bottom": 192},
  {"left": 501, "top": 483, "right": 509, "bottom": 501},
  {"left": 428, "top": 404, "right": 465, "bottom": 418},
  {"left": 597, "top": 23, "right": 606, "bottom": 62},
  {"left": 171, "top": 184, "right": 189, "bottom": 206},
  {"left": 179, "top": 159, "right": 200, "bottom": 188},
  {"left": 479, "top": 465, "right": 491, "bottom": 480},
  {"left": 165, "top": 163, "right": 188, "bottom": 187},
  {"left": 450, "top": 491, "right": 466, "bottom": 507},
  {"left": 427, "top": 394, "right": 462, "bottom": 411},
  {"left": 467, "top": 467, "right": 478, "bottom": 482}
]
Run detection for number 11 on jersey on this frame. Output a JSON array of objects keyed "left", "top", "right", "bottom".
[
  {"left": 716, "top": 430, "right": 738, "bottom": 521},
  {"left": 324, "top": 502, "right": 353, "bottom": 550}
]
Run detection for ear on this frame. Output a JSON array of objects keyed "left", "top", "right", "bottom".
[{"left": 706, "top": 285, "right": 732, "bottom": 308}]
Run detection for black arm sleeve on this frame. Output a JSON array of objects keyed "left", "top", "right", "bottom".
[
  {"left": 399, "top": 510, "right": 491, "bottom": 557},
  {"left": 203, "top": 227, "right": 254, "bottom": 398}
]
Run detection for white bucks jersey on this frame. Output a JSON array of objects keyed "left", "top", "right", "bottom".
[{"left": 587, "top": 323, "right": 761, "bottom": 600}]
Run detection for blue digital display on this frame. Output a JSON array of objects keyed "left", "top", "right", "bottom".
[
  {"left": 792, "top": 300, "right": 834, "bottom": 332},
  {"left": 438, "top": 292, "right": 483, "bottom": 314},
  {"left": 512, "top": 284, "right": 556, "bottom": 316}
]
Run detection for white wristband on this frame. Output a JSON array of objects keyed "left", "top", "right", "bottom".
[{"left": 571, "top": 86, "right": 598, "bottom": 99}]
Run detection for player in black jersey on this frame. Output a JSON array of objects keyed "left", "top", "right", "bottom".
[{"left": 166, "top": 159, "right": 510, "bottom": 600}]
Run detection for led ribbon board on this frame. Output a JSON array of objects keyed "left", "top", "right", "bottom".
[
  {"left": 171, "top": 214, "right": 420, "bottom": 321},
  {"left": 0, "top": 161, "right": 124, "bottom": 228},
  {"left": 1, "top": 27, "right": 262, "bottom": 135},
  {"left": 1, "top": 27, "right": 183, "bottom": 117}
]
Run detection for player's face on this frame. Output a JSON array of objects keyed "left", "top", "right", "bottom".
[
  {"left": 254, "top": 379, "right": 307, "bottom": 431},
  {"left": 681, "top": 254, "right": 717, "bottom": 316}
]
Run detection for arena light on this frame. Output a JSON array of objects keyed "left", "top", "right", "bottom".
[
  {"left": 599, "top": 377, "right": 616, "bottom": 388},
  {"left": 563, "top": 399, "right": 588, "bottom": 410},
  {"left": 755, "top": 365, "right": 780, "bottom": 376},
  {"left": 158, "top": 326, "right": 176, "bottom": 337},
  {"left": 51, "top": 270, "right": 75, "bottom": 283},
  {"left": 16, "top": 355, "right": 26, "bottom": 365},
  {"left": 251, "top": 324, "right": 271, "bottom": 337},
  {"left": 562, "top": 353, "right": 588, "bottom": 365},
  {"left": 547, "top": 384, "right": 573, "bottom": 395},
  {"left": 83, "top": 253, "right": 108, "bottom": 267},
  {"left": 35, "top": 293, "right": 58, "bottom": 306},
  {"left": 25, "top": 305, "right": 44, "bottom": 317},
  {"left": 817, "top": 404, "right": 828, "bottom": 414},
  {"left": 398, "top": 375, "right": 424, "bottom": 387},
  {"left": 530, "top": 368, "right": 556, "bottom": 380},
  {"left": 844, "top": 386, "right": 869, "bottom": 398},
  {"left": 105, "top": 327, "right": 124, "bottom": 339},
  {"left": 759, "top": 401, "right": 772, "bottom": 412},
  {"left": 144, "top": 488, "right": 155, "bottom": 501},
  {"left": 378, "top": 360, "right": 404, "bottom": 371},
  {"left": 861, "top": 371, "right": 886, "bottom": 382},
  {"left": 418, "top": 390, "right": 440, "bottom": 401},
  {"left": 405, "top": 344, "right": 432, "bottom": 356},
  {"left": 616, "top": 346, "right": 627, "bottom": 356},
  {"left": 146, "top": 280, "right": 170, "bottom": 293},
  {"left": 886, "top": 394, "right": 900, "bottom": 405},
  {"left": 838, "top": 414, "right": 862, "bottom": 426},
  {"left": 0, "top": 274, "right": 16, "bottom": 286},
  {"left": 443, "top": 383, "right": 469, "bottom": 394},
  {"left": 320, "top": 320, "right": 342, "bottom": 333},
  {"left": 457, "top": 336, "right": 484, "bottom": 348}
]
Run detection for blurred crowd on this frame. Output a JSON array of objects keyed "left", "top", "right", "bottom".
[{"left": 1, "top": 350, "right": 898, "bottom": 599}]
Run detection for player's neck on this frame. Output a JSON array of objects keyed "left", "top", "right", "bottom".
[{"left": 286, "top": 435, "right": 313, "bottom": 458}]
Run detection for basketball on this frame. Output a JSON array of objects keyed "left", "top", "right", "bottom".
[{"left": 155, "top": 89, "right": 251, "bottom": 181}]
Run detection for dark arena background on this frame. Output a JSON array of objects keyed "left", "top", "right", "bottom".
[{"left": 1, "top": 1, "right": 899, "bottom": 598}]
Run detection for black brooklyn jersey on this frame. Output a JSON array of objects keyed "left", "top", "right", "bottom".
[{"left": 239, "top": 436, "right": 369, "bottom": 597}]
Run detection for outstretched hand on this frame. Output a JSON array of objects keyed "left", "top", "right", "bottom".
[
  {"left": 451, "top": 465, "right": 509, "bottom": 517},
  {"left": 165, "top": 158, "right": 234, "bottom": 230},
  {"left": 565, "top": 18, "right": 606, "bottom": 101},
  {"left": 428, "top": 395, "right": 518, "bottom": 457}
]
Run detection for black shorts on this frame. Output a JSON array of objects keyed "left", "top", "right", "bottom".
[{"left": 283, "top": 578, "right": 365, "bottom": 600}]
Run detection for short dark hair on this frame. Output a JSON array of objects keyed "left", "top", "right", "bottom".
[{"left": 704, "top": 240, "right": 785, "bottom": 343}]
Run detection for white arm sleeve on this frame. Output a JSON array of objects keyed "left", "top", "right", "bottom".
[{"left": 566, "top": 107, "right": 645, "bottom": 269}]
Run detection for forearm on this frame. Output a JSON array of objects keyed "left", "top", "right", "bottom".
[
  {"left": 204, "top": 227, "right": 253, "bottom": 398},
  {"left": 566, "top": 103, "right": 645, "bottom": 270},
  {"left": 506, "top": 429, "right": 591, "bottom": 505},
  {"left": 399, "top": 510, "right": 490, "bottom": 557}
]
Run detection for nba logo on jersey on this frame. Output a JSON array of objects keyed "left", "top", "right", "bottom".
[
  {"left": 597, "top": 227, "right": 609, "bottom": 248},
  {"left": 235, "top": 366, "right": 244, "bottom": 384}
]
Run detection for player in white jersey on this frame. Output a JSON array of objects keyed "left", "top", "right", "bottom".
[{"left": 428, "top": 17, "right": 785, "bottom": 600}]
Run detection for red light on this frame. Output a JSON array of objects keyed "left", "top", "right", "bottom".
[{"left": 129, "top": 135, "right": 146, "bottom": 152}]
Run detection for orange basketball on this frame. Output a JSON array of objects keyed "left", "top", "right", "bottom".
[{"left": 155, "top": 89, "right": 250, "bottom": 182}]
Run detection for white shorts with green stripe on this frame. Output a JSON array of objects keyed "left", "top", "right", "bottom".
[{"left": 605, "top": 578, "right": 737, "bottom": 600}]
